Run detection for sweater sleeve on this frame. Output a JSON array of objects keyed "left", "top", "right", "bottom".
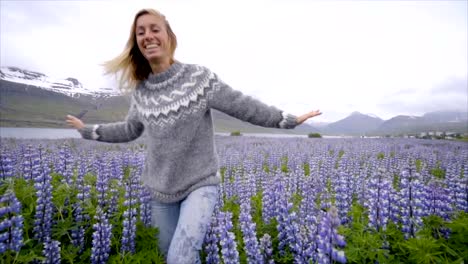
[
  {"left": 207, "top": 72, "right": 298, "bottom": 129},
  {"left": 77, "top": 95, "right": 144, "bottom": 142}
]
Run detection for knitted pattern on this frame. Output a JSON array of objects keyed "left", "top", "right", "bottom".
[{"left": 79, "top": 61, "right": 298, "bottom": 202}]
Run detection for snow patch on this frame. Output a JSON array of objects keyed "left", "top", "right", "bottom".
[{"left": 0, "top": 66, "right": 120, "bottom": 98}]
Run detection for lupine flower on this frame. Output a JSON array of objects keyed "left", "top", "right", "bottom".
[
  {"left": 56, "top": 144, "right": 74, "bottom": 185},
  {"left": 335, "top": 171, "right": 352, "bottom": 224},
  {"left": 108, "top": 156, "right": 124, "bottom": 216},
  {"left": 239, "top": 200, "right": 263, "bottom": 264},
  {"left": 22, "top": 145, "right": 42, "bottom": 181},
  {"left": 0, "top": 190, "right": 24, "bottom": 253},
  {"left": 121, "top": 165, "right": 140, "bottom": 254},
  {"left": 388, "top": 186, "right": 400, "bottom": 224},
  {"left": 299, "top": 179, "right": 320, "bottom": 262},
  {"left": 204, "top": 204, "right": 221, "bottom": 264},
  {"left": 42, "top": 239, "right": 61, "bottom": 264},
  {"left": 274, "top": 178, "right": 294, "bottom": 255},
  {"left": 316, "top": 206, "right": 346, "bottom": 264},
  {"left": 365, "top": 168, "right": 392, "bottom": 231},
  {"left": 71, "top": 157, "right": 88, "bottom": 252},
  {"left": 259, "top": 233, "right": 274, "bottom": 264},
  {"left": 454, "top": 167, "right": 467, "bottom": 212},
  {"left": 91, "top": 207, "right": 112, "bottom": 264},
  {"left": 0, "top": 150, "right": 15, "bottom": 179},
  {"left": 95, "top": 156, "right": 109, "bottom": 210},
  {"left": 33, "top": 150, "right": 54, "bottom": 243},
  {"left": 423, "top": 179, "right": 452, "bottom": 220},
  {"left": 217, "top": 211, "right": 239, "bottom": 264},
  {"left": 399, "top": 166, "right": 425, "bottom": 239},
  {"left": 139, "top": 187, "right": 152, "bottom": 227},
  {"left": 261, "top": 177, "right": 276, "bottom": 224}
]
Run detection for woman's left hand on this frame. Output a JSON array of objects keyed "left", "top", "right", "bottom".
[{"left": 296, "top": 110, "right": 322, "bottom": 125}]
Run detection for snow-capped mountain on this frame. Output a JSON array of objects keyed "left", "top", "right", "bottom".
[{"left": 0, "top": 66, "right": 119, "bottom": 98}]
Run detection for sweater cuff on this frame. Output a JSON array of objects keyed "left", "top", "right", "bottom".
[
  {"left": 278, "top": 112, "right": 298, "bottom": 129},
  {"left": 78, "top": 124, "right": 100, "bottom": 140}
]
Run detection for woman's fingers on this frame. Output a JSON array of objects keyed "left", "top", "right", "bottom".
[
  {"left": 65, "top": 115, "right": 84, "bottom": 129},
  {"left": 310, "top": 110, "right": 322, "bottom": 117}
]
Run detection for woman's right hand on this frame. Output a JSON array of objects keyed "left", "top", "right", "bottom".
[{"left": 66, "top": 115, "right": 85, "bottom": 129}]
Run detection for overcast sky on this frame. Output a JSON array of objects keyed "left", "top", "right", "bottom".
[{"left": 1, "top": 0, "right": 467, "bottom": 122}]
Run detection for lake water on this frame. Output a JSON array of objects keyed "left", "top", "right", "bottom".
[
  {"left": 0, "top": 127, "right": 318, "bottom": 139},
  {"left": 1, "top": 127, "right": 82, "bottom": 139}
]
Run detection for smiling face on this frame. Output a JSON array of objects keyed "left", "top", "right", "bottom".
[{"left": 135, "top": 14, "right": 171, "bottom": 64}]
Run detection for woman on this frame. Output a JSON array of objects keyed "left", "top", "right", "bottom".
[{"left": 66, "top": 8, "right": 321, "bottom": 264}]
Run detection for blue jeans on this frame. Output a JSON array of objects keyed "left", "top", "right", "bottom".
[{"left": 151, "top": 185, "right": 219, "bottom": 264}]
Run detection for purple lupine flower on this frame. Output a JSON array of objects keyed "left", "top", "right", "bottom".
[
  {"left": 204, "top": 204, "right": 221, "bottom": 264},
  {"left": 33, "top": 149, "right": 54, "bottom": 243},
  {"left": 423, "top": 179, "right": 452, "bottom": 220},
  {"left": 316, "top": 206, "right": 346, "bottom": 264},
  {"left": 121, "top": 209, "right": 137, "bottom": 254},
  {"left": 217, "top": 211, "right": 239, "bottom": 264},
  {"left": 95, "top": 156, "right": 109, "bottom": 210},
  {"left": 454, "top": 166, "right": 467, "bottom": 212},
  {"left": 139, "top": 186, "right": 152, "bottom": 227},
  {"left": 91, "top": 206, "right": 112, "bottom": 264},
  {"left": 261, "top": 176, "right": 276, "bottom": 224},
  {"left": 121, "top": 166, "right": 140, "bottom": 254},
  {"left": 20, "top": 145, "right": 33, "bottom": 180},
  {"left": 299, "top": 178, "right": 320, "bottom": 262},
  {"left": 320, "top": 189, "right": 332, "bottom": 211},
  {"left": 108, "top": 156, "right": 123, "bottom": 217},
  {"left": 42, "top": 239, "right": 61, "bottom": 264},
  {"left": 22, "top": 144, "right": 43, "bottom": 181},
  {"left": 259, "top": 233, "right": 274, "bottom": 264},
  {"left": 399, "top": 166, "right": 425, "bottom": 239},
  {"left": 365, "top": 168, "right": 391, "bottom": 231},
  {"left": 274, "top": 178, "right": 294, "bottom": 255},
  {"left": 388, "top": 185, "right": 400, "bottom": 224},
  {"left": 334, "top": 171, "right": 352, "bottom": 224},
  {"left": 0, "top": 149, "right": 15, "bottom": 179},
  {"left": 8, "top": 192, "right": 23, "bottom": 252},
  {"left": 71, "top": 157, "right": 88, "bottom": 252},
  {"left": 239, "top": 199, "right": 263, "bottom": 264},
  {"left": 56, "top": 144, "right": 74, "bottom": 186},
  {"left": 9, "top": 215, "right": 24, "bottom": 252},
  {"left": 0, "top": 190, "right": 24, "bottom": 253}
]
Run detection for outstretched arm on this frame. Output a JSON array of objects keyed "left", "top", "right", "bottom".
[
  {"left": 296, "top": 110, "right": 322, "bottom": 125},
  {"left": 66, "top": 97, "right": 144, "bottom": 143},
  {"left": 207, "top": 72, "right": 321, "bottom": 129}
]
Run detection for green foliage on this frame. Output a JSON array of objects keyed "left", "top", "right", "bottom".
[
  {"left": 1, "top": 169, "right": 163, "bottom": 264},
  {"left": 392, "top": 174, "right": 400, "bottom": 190},
  {"left": 377, "top": 152, "right": 385, "bottom": 160},
  {"left": 415, "top": 159, "right": 423, "bottom": 172},
  {"left": 445, "top": 212, "right": 468, "bottom": 262},
  {"left": 281, "top": 156, "right": 289, "bottom": 173},
  {"left": 341, "top": 203, "right": 468, "bottom": 264},
  {"left": 338, "top": 149, "right": 345, "bottom": 158},
  {"left": 221, "top": 196, "right": 247, "bottom": 263},
  {"left": 430, "top": 167, "right": 446, "bottom": 179},
  {"left": 397, "top": 214, "right": 466, "bottom": 264},
  {"left": 307, "top": 133, "right": 322, "bottom": 138},
  {"left": 230, "top": 131, "right": 242, "bottom": 136},
  {"left": 342, "top": 203, "right": 394, "bottom": 263},
  {"left": 303, "top": 163, "right": 310, "bottom": 176}
]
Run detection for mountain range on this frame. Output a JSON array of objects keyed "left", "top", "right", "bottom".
[{"left": 1, "top": 66, "right": 466, "bottom": 136}]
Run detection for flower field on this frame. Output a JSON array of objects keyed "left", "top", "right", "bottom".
[{"left": 0, "top": 136, "right": 467, "bottom": 263}]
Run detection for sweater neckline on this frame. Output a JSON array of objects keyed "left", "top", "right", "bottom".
[{"left": 146, "top": 61, "right": 184, "bottom": 87}]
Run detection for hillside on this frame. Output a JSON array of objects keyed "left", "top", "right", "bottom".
[{"left": 0, "top": 79, "right": 319, "bottom": 135}]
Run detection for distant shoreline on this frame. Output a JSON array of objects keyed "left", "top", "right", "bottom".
[{"left": 0, "top": 127, "right": 355, "bottom": 139}]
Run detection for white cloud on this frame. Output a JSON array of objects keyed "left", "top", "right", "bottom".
[{"left": 1, "top": 0, "right": 466, "bottom": 122}]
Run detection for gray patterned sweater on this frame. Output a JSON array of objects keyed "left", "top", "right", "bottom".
[{"left": 78, "top": 62, "right": 298, "bottom": 203}]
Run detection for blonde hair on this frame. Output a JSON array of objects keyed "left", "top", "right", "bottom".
[{"left": 103, "top": 8, "right": 178, "bottom": 92}]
